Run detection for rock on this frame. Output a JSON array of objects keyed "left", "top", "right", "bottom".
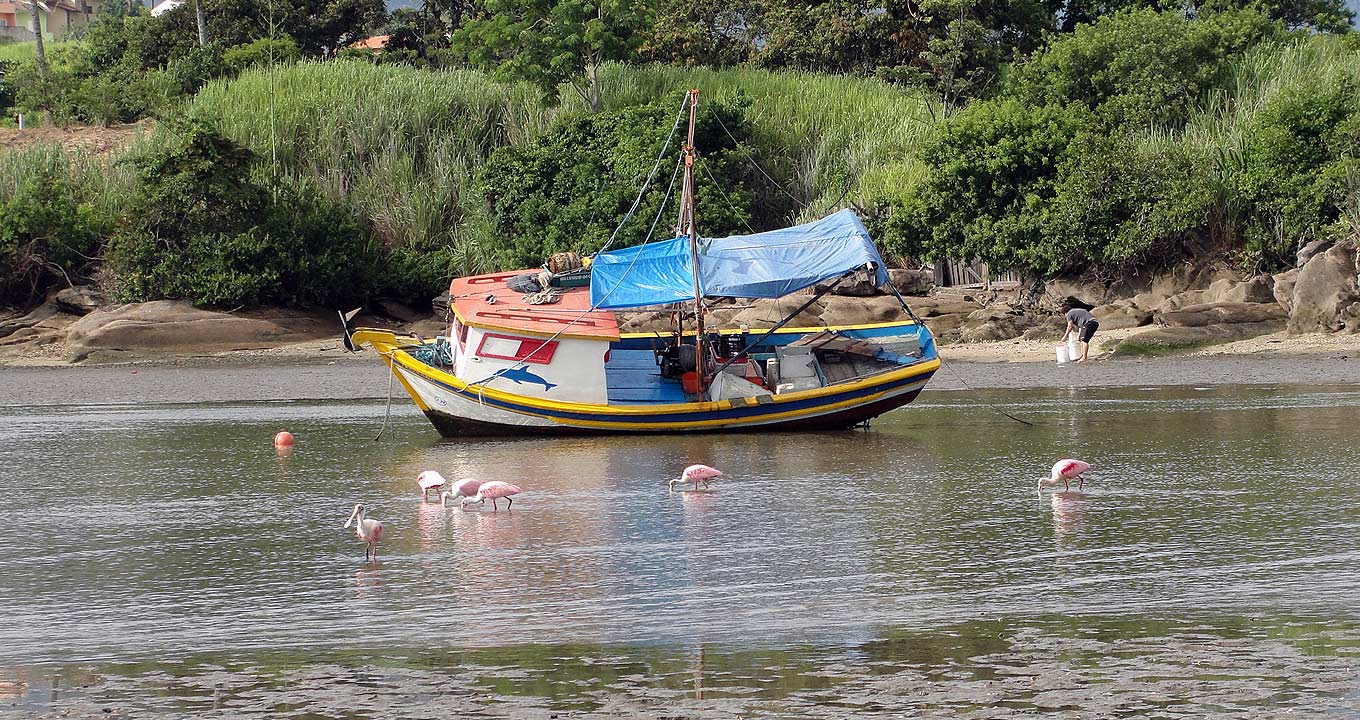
[
  {"left": 54, "top": 285, "right": 105, "bottom": 315},
  {"left": 818, "top": 295, "right": 906, "bottom": 326},
  {"left": 1118, "top": 322, "right": 1283, "bottom": 352},
  {"left": 1092, "top": 301, "right": 1152, "bottom": 330},
  {"left": 888, "top": 268, "right": 933, "bottom": 296},
  {"left": 1217, "top": 275, "right": 1276, "bottom": 304},
  {"left": 1022, "top": 315, "right": 1066, "bottom": 340},
  {"left": 0, "top": 301, "right": 61, "bottom": 340},
  {"left": 1045, "top": 277, "right": 1114, "bottom": 307},
  {"left": 730, "top": 298, "right": 825, "bottom": 329},
  {"left": 431, "top": 293, "right": 451, "bottom": 316},
  {"left": 1297, "top": 238, "right": 1333, "bottom": 267},
  {"left": 1344, "top": 302, "right": 1360, "bottom": 334},
  {"left": 1272, "top": 268, "right": 1299, "bottom": 314},
  {"left": 65, "top": 301, "right": 334, "bottom": 358},
  {"left": 1156, "top": 302, "right": 1287, "bottom": 328},
  {"left": 959, "top": 306, "right": 1033, "bottom": 343},
  {"left": 923, "top": 313, "right": 964, "bottom": 342},
  {"left": 906, "top": 296, "right": 983, "bottom": 317},
  {"left": 375, "top": 299, "right": 422, "bottom": 323},
  {"left": 1288, "top": 241, "right": 1360, "bottom": 334}
]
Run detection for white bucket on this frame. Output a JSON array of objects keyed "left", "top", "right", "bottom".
[
  {"left": 1056, "top": 345, "right": 1070, "bottom": 364},
  {"left": 1067, "top": 335, "right": 1081, "bottom": 360}
]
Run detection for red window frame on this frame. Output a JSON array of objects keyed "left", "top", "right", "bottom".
[{"left": 475, "top": 333, "right": 558, "bottom": 365}]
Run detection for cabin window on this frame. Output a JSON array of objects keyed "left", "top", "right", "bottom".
[{"left": 476, "top": 334, "right": 558, "bottom": 364}]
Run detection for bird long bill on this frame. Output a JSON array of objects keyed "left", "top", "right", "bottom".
[{"left": 344, "top": 504, "right": 361, "bottom": 528}]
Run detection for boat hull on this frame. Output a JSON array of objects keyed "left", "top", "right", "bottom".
[{"left": 368, "top": 332, "right": 938, "bottom": 437}]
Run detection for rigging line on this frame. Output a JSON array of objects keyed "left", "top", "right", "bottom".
[
  {"left": 599, "top": 94, "right": 689, "bottom": 253},
  {"left": 698, "top": 158, "right": 756, "bottom": 235},
  {"left": 938, "top": 358, "right": 1035, "bottom": 427},
  {"left": 462, "top": 153, "right": 686, "bottom": 391},
  {"left": 710, "top": 111, "right": 803, "bottom": 206}
]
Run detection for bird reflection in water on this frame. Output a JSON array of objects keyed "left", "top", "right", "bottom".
[
  {"left": 352, "top": 564, "right": 385, "bottom": 594},
  {"left": 1051, "top": 491, "right": 1086, "bottom": 543},
  {"left": 416, "top": 501, "right": 449, "bottom": 554},
  {"left": 690, "top": 645, "right": 708, "bottom": 700}
]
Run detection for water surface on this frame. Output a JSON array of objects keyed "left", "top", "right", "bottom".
[{"left": 2, "top": 385, "right": 1357, "bottom": 717}]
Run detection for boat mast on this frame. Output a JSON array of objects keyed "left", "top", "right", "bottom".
[{"left": 678, "top": 88, "right": 706, "bottom": 395}]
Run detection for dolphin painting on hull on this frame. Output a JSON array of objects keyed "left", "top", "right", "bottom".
[{"left": 480, "top": 366, "right": 558, "bottom": 392}]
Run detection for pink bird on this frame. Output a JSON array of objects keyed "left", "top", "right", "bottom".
[
  {"left": 416, "top": 471, "right": 447, "bottom": 502},
  {"left": 344, "top": 503, "right": 384, "bottom": 561},
  {"left": 439, "top": 478, "right": 483, "bottom": 507},
  {"left": 461, "top": 481, "right": 521, "bottom": 511},
  {"left": 1039, "top": 459, "right": 1091, "bottom": 493},
  {"left": 670, "top": 464, "right": 722, "bottom": 492}
]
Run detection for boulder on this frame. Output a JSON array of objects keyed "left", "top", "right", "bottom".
[
  {"left": 959, "top": 306, "right": 1033, "bottom": 343},
  {"left": 1092, "top": 301, "right": 1152, "bottom": 330},
  {"left": 65, "top": 301, "right": 334, "bottom": 358},
  {"left": 923, "top": 313, "right": 964, "bottom": 342},
  {"left": 1217, "top": 275, "right": 1276, "bottom": 304},
  {"left": 1045, "top": 276, "right": 1114, "bottom": 307},
  {"left": 821, "top": 268, "right": 880, "bottom": 297},
  {"left": 730, "top": 298, "right": 825, "bottom": 329},
  {"left": 907, "top": 296, "right": 983, "bottom": 317},
  {"left": 819, "top": 295, "right": 907, "bottom": 326},
  {"left": 54, "top": 285, "right": 105, "bottom": 315},
  {"left": 1022, "top": 315, "right": 1066, "bottom": 340},
  {"left": 1344, "top": 302, "right": 1360, "bottom": 335},
  {"left": 1156, "top": 302, "right": 1287, "bottom": 328},
  {"left": 431, "top": 292, "right": 452, "bottom": 316},
  {"left": 375, "top": 298, "right": 423, "bottom": 323},
  {"left": 888, "top": 268, "right": 933, "bottom": 296},
  {"left": 1118, "top": 322, "right": 1283, "bottom": 352},
  {"left": 1297, "top": 239, "right": 1333, "bottom": 267},
  {"left": 0, "top": 301, "right": 61, "bottom": 340},
  {"left": 1288, "top": 241, "right": 1360, "bottom": 334},
  {"left": 1272, "top": 268, "right": 1299, "bottom": 314}
]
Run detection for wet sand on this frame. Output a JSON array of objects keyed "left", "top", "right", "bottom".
[{"left": 2, "top": 345, "right": 1359, "bottom": 407}]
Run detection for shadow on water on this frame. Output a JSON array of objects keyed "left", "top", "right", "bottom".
[{"left": 1, "top": 385, "right": 1359, "bottom": 717}]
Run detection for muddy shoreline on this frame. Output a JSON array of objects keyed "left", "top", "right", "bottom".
[{"left": 3, "top": 344, "right": 1358, "bottom": 407}]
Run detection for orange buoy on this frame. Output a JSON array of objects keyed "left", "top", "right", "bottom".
[{"left": 273, "top": 431, "right": 295, "bottom": 448}]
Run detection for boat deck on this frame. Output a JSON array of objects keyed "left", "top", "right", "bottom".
[{"left": 605, "top": 349, "right": 688, "bottom": 404}]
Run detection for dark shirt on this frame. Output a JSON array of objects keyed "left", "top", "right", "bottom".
[{"left": 1066, "top": 308, "right": 1095, "bottom": 327}]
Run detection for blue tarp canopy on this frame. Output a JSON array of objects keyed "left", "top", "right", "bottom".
[{"left": 590, "top": 209, "right": 889, "bottom": 310}]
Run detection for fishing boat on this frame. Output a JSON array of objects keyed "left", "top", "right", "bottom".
[{"left": 347, "top": 90, "right": 939, "bottom": 436}]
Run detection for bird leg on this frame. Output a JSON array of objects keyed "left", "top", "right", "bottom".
[
  {"left": 492, "top": 498, "right": 499, "bottom": 512},
  {"left": 1077, "top": 474, "right": 1085, "bottom": 490},
  {"left": 507, "top": 497, "right": 513, "bottom": 510},
  {"left": 1063, "top": 478, "right": 1070, "bottom": 492}
]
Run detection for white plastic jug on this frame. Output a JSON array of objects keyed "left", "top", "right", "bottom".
[
  {"left": 1056, "top": 345, "right": 1070, "bottom": 364},
  {"left": 1067, "top": 335, "right": 1081, "bottom": 361}
]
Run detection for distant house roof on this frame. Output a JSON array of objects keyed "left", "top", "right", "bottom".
[
  {"left": 149, "top": 0, "right": 181, "bottom": 16},
  {"left": 349, "top": 34, "right": 389, "bottom": 51}
]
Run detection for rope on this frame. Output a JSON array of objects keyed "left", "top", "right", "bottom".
[
  {"left": 599, "top": 95, "right": 689, "bottom": 253},
  {"left": 522, "top": 288, "right": 563, "bottom": 305},
  {"left": 374, "top": 352, "right": 396, "bottom": 441},
  {"left": 712, "top": 111, "right": 803, "bottom": 205},
  {"left": 699, "top": 159, "right": 756, "bottom": 234},
  {"left": 938, "top": 357, "right": 1034, "bottom": 427}
]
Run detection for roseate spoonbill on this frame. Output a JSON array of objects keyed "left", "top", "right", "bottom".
[
  {"left": 416, "top": 470, "right": 447, "bottom": 502},
  {"left": 670, "top": 464, "right": 722, "bottom": 492},
  {"left": 461, "top": 481, "right": 521, "bottom": 511},
  {"left": 1039, "top": 459, "right": 1091, "bottom": 493},
  {"left": 439, "top": 478, "right": 483, "bottom": 507},
  {"left": 344, "top": 503, "right": 384, "bottom": 561}
]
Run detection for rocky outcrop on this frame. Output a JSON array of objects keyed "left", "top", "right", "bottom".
[
  {"left": 1272, "top": 269, "right": 1299, "bottom": 314},
  {"left": 1156, "top": 302, "right": 1287, "bottom": 328},
  {"left": 1288, "top": 241, "right": 1360, "bottom": 334},
  {"left": 65, "top": 301, "right": 334, "bottom": 360},
  {"left": 959, "top": 305, "right": 1034, "bottom": 343},
  {"left": 1119, "top": 322, "right": 1284, "bottom": 351},
  {"left": 54, "top": 285, "right": 106, "bottom": 315},
  {"left": 1093, "top": 301, "right": 1152, "bottom": 330}
]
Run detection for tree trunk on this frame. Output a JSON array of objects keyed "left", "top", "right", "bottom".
[
  {"left": 195, "top": 0, "right": 208, "bottom": 46},
  {"left": 29, "top": 3, "right": 52, "bottom": 126},
  {"left": 586, "top": 59, "right": 601, "bottom": 113}
]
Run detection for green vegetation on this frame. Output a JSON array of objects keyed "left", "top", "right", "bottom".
[{"left": 0, "top": 1, "right": 1356, "bottom": 312}]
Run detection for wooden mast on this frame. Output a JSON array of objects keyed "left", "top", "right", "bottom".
[{"left": 678, "top": 88, "right": 706, "bottom": 395}]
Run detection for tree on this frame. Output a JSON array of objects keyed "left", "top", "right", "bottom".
[
  {"left": 454, "top": 0, "right": 654, "bottom": 112},
  {"left": 1196, "top": 0, "right": 1354, "bottom": 33},
  {"left": 1010, "top": 8, "right": 1283, "bottom": 129},
  {"left": 28, "top": 0, "right": 52, "bottom": 125},
  {"left": 639, "top": 0, "right": 766, "bottom": 67},
  {"left": 159, "top": 0, "right": 386, "bottom": 56}
]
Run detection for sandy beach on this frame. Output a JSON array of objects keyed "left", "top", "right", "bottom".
[{"left": 3, "top": 329, "right": 1359, "bottom": 407}]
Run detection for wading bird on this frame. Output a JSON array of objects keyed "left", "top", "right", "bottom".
[
  {"left": 416, "top": 471, "right": 447, "bottom": 502},
  {"left": 439, "top": 478, "right": 483, "bottom": 507},
  {"left": 1039, "top": 459, "right": 1091, "bottom": 493},
  {"left": 670, "top": 464, "right": 722, "bottom": 492},
  {"left": 461, "top": 481, "right": 521, "bottom": 511},
  {"left": 344, "top": 503, "right": 384, "bottom": 561}
]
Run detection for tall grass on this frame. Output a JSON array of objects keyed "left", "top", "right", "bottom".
[
  {"left": 190, "top": 60, "right": 938, "bottom": 270},
  {"left": 0, "top": 142, "right": 131, "bottom": 217}
]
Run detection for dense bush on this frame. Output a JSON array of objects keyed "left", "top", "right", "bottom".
[
  {"left": 108, "top": 118, "right": 379, "bottom": 308},
  {"left": 478, "top": 96, "right": 764, "bottom": 268},
  {"left": 0, "top": 170, "right": 113, "bottom": 306},
  {"left": 223, "top": 36, "right": 301, "bottom": 74},
  {"left": 1009, "top": 9, "right": 1285, "bottom": 130}
]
